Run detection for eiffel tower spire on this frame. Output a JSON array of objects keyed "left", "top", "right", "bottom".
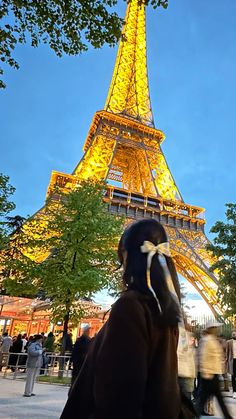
[
  {"left": 105, "top": 0, "right": 154, "bottom": 127},
  {"left": 70, "top": 0, "right": 181, "bottom": 201}
]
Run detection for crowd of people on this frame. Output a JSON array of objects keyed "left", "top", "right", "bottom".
[
  {"left": 178, "top": 322, "right": 236, "bottom": 417},
  {"left": 0, "top": 219, "right": 235, "bottom": 418},
  {"left": 0, "top": 327, "right": 90, "bottom": 397}
]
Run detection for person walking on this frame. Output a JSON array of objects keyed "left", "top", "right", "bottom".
[
  {"left": 226, "top": 331, "right": 236, "bottom": 398},
  {"left": 178, "top": 326, "right": 196, "bottom": 400},
  {"left": 60, "top": 219, "right": 184, "bottom": 419},
  {"left": 196, "top": 321, "right": 233, "bottom": 419},
  {"left": 70, "top": 325, "right": 91, "bottom": 390},
  {"left": 219, "top": 334, "right": 230, "bottom": 392},
  {"left": 23, "top": 334, "right": 43, "bottom": 397},
  {"left": 0, "top": 332, "right": 12, "bottom": 371}
]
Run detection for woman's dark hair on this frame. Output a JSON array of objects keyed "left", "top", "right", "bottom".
[
  {"left": 17, "top": 334, "right": 22, "bottom": 340},
  {"left": 118, "top": 219, "right": 181, "bottom": 327},
  {"left": 48, "top": 332, "right": 54, "bottom": 338},
  {"left": 32, "top": 334, "right": 43, "bottom": 342}
]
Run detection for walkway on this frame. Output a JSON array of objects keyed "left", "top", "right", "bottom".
[
  {"left": 0, "top": 377, "right": 235, "bottom": 418},
  {"left": 0, "top": 377, "right": 67, "bottom": 418}
]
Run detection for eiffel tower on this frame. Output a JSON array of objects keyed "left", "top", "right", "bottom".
[{"left": 46, "top": 0, "right": 221, "bottom": 317}]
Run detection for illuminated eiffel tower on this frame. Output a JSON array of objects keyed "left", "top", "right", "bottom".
[{"left": 46, "top": 0, "right": 220, "bottom": 316}]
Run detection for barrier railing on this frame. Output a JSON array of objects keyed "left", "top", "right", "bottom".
[{"left": 0, "top": 352, "right": 72, "bottom": 385}]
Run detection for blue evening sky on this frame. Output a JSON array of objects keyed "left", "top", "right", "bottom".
[{"left": 1, "top": 0, "right": 236, "bottom": 313}]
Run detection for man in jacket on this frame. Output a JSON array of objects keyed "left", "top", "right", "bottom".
[
  {"left": 0, "top": 332, "right": 12, "bottom": 371},
  {"left": 226, "top": 331, "right": 236, "bottom": 398},
  {"left": 196, "top": 321, "right": 233, "bottom": 419}
]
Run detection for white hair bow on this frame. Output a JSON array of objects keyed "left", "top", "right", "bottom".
[
  {"left": 140, "top": 240, "right": 178, "bottom": 312},
  {"left": 140, "top": 241, "right": 171, "bottom": 258}
]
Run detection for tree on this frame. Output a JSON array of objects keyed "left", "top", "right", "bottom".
[
  {"left": 5, "top": 215, "right": 26, "bottom": 234},
  {"left": 207, "top": 203, "right": 236, "bottom": 319},
  {"left": 3, "top": 181, "right": 124, "bottom": 349},
  {"left": 1, "top": 215, "right": 26, "bottom": 279},
  {"left": 0, "top": 0, "right": 168, "bottom": 89},
  {"left": 0, "top": 213, "right": 36, "bottom": 296},
  {"left": 0, "top": 173, "right": 15, "bottom": 249}
]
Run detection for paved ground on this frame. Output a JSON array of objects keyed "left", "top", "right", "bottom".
[
  {"left": 0, "top": 376, "right": 235, "bottom": 418},
  {"left": 0, "top": 377, "right": 67, "bottom": 418}
]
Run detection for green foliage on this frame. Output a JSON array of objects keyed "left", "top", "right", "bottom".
[
  {"left": 0, "top": 173, "right": 15, "bottom": 249},
  {"left": 3, "top": 181, "right": 124, "bottom": 325},
  {"left": 0, "top": 0, "right": 168, "bottom": 89},
  {"left": 207, "top": 203, "right": 236, "bottom": 318},
  {"left": 1, "top": 214, "right": 36, "bottom": 296},
  {"left": 144, "top": 0, "right": 168, "bottom": 9},
  {"left": 6, "top": 215, "right": 26, "bottom": 233}
]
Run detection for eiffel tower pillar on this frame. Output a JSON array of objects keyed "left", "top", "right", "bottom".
[{"left": 46, "top": 0, "right": 222, "bottom": 318}]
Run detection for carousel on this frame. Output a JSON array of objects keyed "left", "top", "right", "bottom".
[{"left": 0, "top": 295, "right": 108, "bottom": 339}]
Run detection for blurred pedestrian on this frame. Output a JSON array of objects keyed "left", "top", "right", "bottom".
[
  {"left": 196, "top": 321, "right": 233, "bottom": 419},
  {"left": 23, "top": 334, "right": 43, "bottom": 397},
  {"left": 25, "top": 336, "right": 33, "bottom": 353},
  {"left": 70, "top": 325, "right": 91, "bottom": 390},
  {"left": 65, "top": 332, "right": 73, "bottom": 353},
  {"left": 21, "top": 333, "right": 28, "bottom": 352},
  {"left": 60, "top": 219, "right": 184, "bottom": 419},
  {"left": 178, "top": 325, "right": 196, "bottom": 400},
  {"left": 9, "top": 334, "right": 23, "bottom": 371},
  {"left": 19, "top": 332, "right": 28, "bottom": 369},
  {"left": 219, "top": 334, "right": 229, "bottom": 392},
  {"left": 0, "top": 332, "right": 12, "bottom": 371},
  {"left": 44, "top": 332, "right": 55, "bottom": 352},
  {"left": 226, "top": 331, "right": 236, "bottom": 398}
]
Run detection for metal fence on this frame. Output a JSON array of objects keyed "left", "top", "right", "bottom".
[{"left": 0, "top": 352, "right": 72, "bottom": 385}]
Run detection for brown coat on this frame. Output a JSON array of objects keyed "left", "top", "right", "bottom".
[
  {"left": 226, "top": 339, "right": 235, "bottom": 375},
  {"left": 60, "top": 290, "right": 181, "bottom": 419}
]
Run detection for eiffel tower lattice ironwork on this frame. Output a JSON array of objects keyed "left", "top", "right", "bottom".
[{"left": 46, "top": 0, "right": 221, "bottom": 317}]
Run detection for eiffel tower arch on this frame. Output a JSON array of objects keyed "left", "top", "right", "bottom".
[{"left": 46, "top": 0, "right": 221, "bottom": 317}]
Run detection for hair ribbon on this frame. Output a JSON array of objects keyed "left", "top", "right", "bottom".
[{"left": 140, "top": 240, "right": 179, "bottom": 312}]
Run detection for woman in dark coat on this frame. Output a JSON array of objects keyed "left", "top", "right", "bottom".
[
  {"left": 60, "top": 219, "right": 182, "bottom": 419},
  {"left": 9, "top": 334, "right": 23, "bottom": 371}
]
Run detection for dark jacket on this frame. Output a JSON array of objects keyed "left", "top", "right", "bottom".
[
  {"left": 9, "top": 338, "right": 23, "bottom": 368},
  {"left": 60, "top": 290, "right": 181, "bottom": 419},
  {"left": 65, "top": 333, "right": 73, "bottom": 352},
  {"left": 11, "top": 339, "right": 23, "bottom": 354},
  {"left": 72, "top": 335, "right": 91, "bottom": 374},
  {"left": 44, "top": 336, "right": 55, "bottom": 353}
]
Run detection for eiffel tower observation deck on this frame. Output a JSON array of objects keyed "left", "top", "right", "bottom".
[{"left": 46, "top": 0, "right": 220, "bottom": 317}]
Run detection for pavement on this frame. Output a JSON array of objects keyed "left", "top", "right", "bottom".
[
  {"left": 0, "top": 377, "right": 235, "bottom": 419},
  {"left": 0, "top": 377, "right": 67, "bottom": 418},
  {"left": 212, "top": 392, "right": 236, "bottom": 418}
]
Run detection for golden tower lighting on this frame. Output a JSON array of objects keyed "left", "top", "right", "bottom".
[{"left": 46, "top": 0, "right": 220, "bottom": 316}]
